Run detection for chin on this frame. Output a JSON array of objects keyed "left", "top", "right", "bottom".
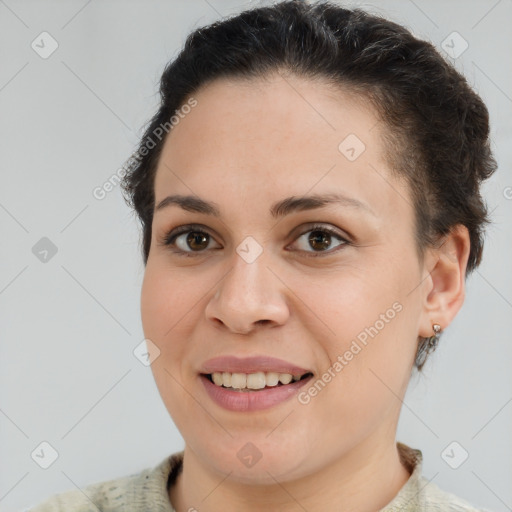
[{"left": 195, "top": 440, "right": 310, "bottom": 484}]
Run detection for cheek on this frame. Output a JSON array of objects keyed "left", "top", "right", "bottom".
[
  {"left": 141, "top": 264, "right": 190, "bottom": 337},
  {"left": 303, "top": 257, "right": 420, "bottom": 402},
  {"left": 296, "top": 262, "right": 398, "bottom": 340},
  {"left": 141, "top": 265, "right": 200, "bottom": 427},
  {"left": 140, "top": 265, "right": 194, "bottom": 376}
]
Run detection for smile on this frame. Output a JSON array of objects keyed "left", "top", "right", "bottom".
[
  {"left": 204, "top": 371, "right": 313, "bottom": 391},
  {"left": 200, "top": 372, "right": 314, "bottom": 411}
]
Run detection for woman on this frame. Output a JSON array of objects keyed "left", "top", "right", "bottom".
[{"left": 27, "top": 1, "right": 497, "bottom": 510}]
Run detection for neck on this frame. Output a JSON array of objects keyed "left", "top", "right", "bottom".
[{"left": 169, "top": 437, "right": 412, "bottom": 512}]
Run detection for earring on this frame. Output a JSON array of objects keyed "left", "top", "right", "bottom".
[{"left": 426, "top": 323, "right": 442, "bottom": 354}]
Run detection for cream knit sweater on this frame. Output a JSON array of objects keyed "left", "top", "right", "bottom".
[{"left": 25, "top": 443, "right": 491, "bottom": 511}]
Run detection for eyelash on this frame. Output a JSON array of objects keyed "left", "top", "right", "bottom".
[{"left": 159, "top": 223, "right": 350, "bottom": 258}]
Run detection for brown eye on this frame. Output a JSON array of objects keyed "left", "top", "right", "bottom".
[
  {"left": 162, "top": 224, "right": 221, "bottom": 255},
  {"left": 173, "top": 230, "right": 217, "bottom": 252},
  {"left": 308, "top": 230, "right": 332, "bottom": 251},
  {"left": 290, "top": 225, "right": 348, "bottom": 256},
  {"left": 162, "top": 223, "right": 349, "bottom": 258},
  {"left": 184, "top": 231, "right": 210, "bottom": 251}
]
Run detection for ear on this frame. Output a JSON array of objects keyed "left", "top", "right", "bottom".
[{"left": 418, "top": 224, "right": 471, "bottom": 338}]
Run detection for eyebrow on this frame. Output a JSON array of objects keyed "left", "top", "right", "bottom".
[{"left": 154, "top": 192, "right": 375, "bottom": 218}]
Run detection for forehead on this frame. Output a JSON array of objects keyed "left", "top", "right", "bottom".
[{"left": 154, "top": 73, "right": 411, "bottom": 223}]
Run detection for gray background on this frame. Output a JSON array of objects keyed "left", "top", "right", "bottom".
[{"left": 1, "top": 1, "right": 511, "bottom": 511}]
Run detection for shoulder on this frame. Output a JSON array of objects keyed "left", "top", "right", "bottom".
[
  {"left": 24, "top": 468, "right": 153, "bottom": 512},
  {"left": 24, "top": 453, "right": 182, "bottom": 512},
  {"left": 384, "top": 443, "right": 494, "bottom": 512},
  {"left": 417, "top": 475, "right": 494, "bottom": 512}
]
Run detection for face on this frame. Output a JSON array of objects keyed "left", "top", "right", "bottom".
[{"left": 141, "top": 73, "right": 427, "bottom": 484}]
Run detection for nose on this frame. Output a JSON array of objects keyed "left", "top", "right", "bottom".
[{"left": 204, "top": 248, "right": 290, "bottom": 335}]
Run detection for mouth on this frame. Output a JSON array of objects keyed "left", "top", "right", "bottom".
[{"left": 200, "top": 371, "right": 314, "bottom": 392}]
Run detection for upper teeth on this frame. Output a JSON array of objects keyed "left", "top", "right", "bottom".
[{"left": 210, "top": 371, "right": 302, "bottom": 389}]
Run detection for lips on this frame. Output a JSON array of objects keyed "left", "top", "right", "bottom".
[
  {"left": 200, "top": 371, "right": 314, "bottom": 411},
  {"left": 200, "top": 355, "right": 312, "bottom": 375}
]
